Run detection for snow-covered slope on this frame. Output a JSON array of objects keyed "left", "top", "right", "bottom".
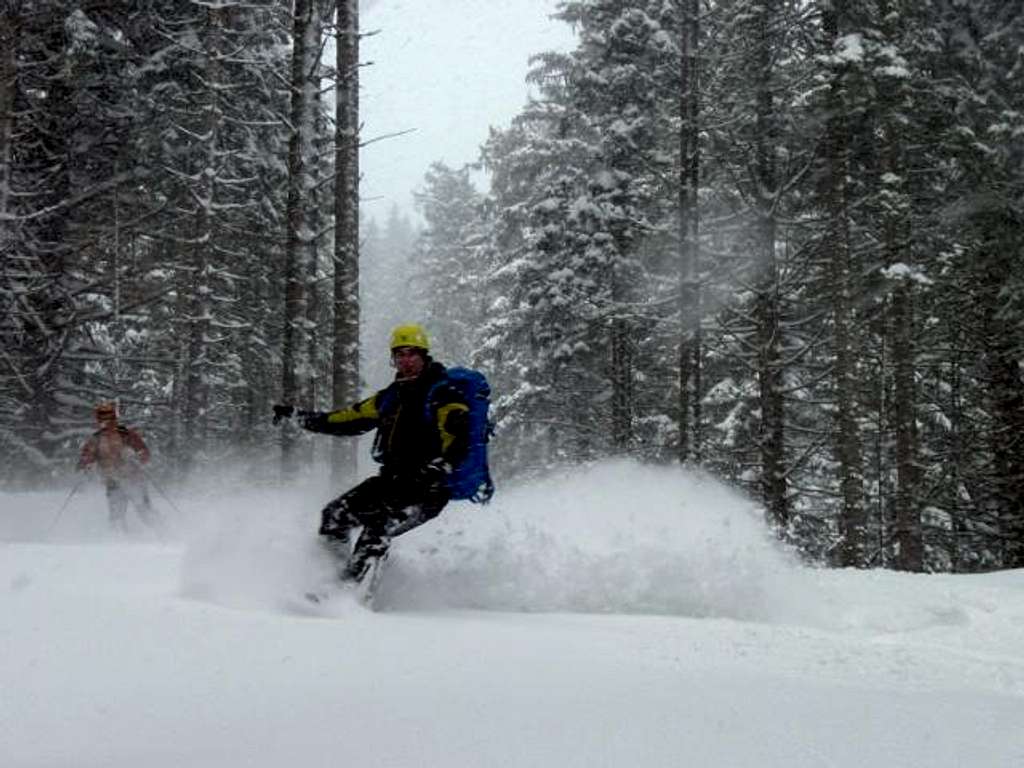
[{"left": 3, "top": 460, "right": 1023, "bottom": 767}]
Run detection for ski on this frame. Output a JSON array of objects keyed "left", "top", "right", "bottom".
[
  {"left": 294, "top": 552, "right": 388, "bottom": 613},
  {"left": 353, "top": 551, "right": 389, "bottom": 609}
]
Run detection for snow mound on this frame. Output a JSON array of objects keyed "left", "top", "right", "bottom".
[
  {"left": 168, "top": 459, "right": 823, "bottom": 623},
  {"left": 6, "top": 462, "right": 1024, "bottom": 639},
  {"left": 377, "top": 459, "right": 821, "bottom": 623},
  {"left": 177, "top": 486, "right": 337, "bottom": 614}
]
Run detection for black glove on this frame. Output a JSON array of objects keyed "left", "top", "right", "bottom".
[
  {"left": 272, "top": 404, "right": 294, "bottom": 425},
  {"left": 418, "top": 458, "right": 451, "bottom": 487}
]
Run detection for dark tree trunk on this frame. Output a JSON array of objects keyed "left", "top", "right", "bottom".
[
  {"left": 877, "top": 0, "right": 921, "bottom": 572},
  {"left": 182, "top": 7, "right": 222, "bottom": 475},
  {"left": 890, "top": 278, "right": 921, "bottom": 570},
  {"left": 753, "top": 1, "right": 788, "bottom": 529},
  {"left": 980, "top": 233, "right": 1024, "bottom": 568},
  {"left": 0, "top": 8, "right": 13, "bottom": 222},
  {"left": 677, "top": 0, "right": 702, "bottom": 465},
  {"left": 990, "top": 347, "right": 1024, "bottom": 568},
  {"left": 331, "top": 0, "right": 360, "bottom": 485},
  {"left": 821, "top": 2, "right": 867, "bottom": 567},
  {"left": 610, "top": 315, "right": 633, "bottom": 451},
  {"left": 281, "top": 0, "right": 317, "bottom": 475}
]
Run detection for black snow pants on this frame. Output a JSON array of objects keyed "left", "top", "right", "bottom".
[{"left": 318, "top": 468, "right": 450, "bottom": 581}]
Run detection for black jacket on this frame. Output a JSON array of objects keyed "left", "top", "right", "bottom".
[{"left": 301, "top": 361, "right": 469, "bottom": 475}]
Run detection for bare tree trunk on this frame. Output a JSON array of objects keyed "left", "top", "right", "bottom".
[
  {"left": 304, "top": 15, "right": 330, "bottom": 469},
  {"left": 21, "top": 15, "right": 74, "bottom": 482},
  {"left": 565, "top": 363, "right": 593, "bottom": 461},
  {"left": 991, "top": 348, "right": 1024, "bottom": 568},
  {"left": 677, "top": 0, "right": 702, "bottom": 465},
  {"left": 610, "top": 314, "right": 632, "bottom": 451},
  {"left": 980, "top": 232, "right": 1024, "bottom": 568},
  {"left": 753, "top": 1, "right": 788, "bottom": 530},
  {"left": 755, "top": 268, "right": 787, "bottom": 529},
  {"left": 304, "top": 225, "right": 320, "bottom": 467},
  {"left": 821, "top": 3, "right": 866, "bottom": 567},
  {"left": 890, "top": 278, "right": 921, "bottom": 570},
  {"left": 876, "top": 0, "right": 921, "bottom": 571},
  {"left": 947, "top": 346, "right": 964, "bottom": 571},
  {"left": 0, "top": 9, "right": 14, "bottom": 225},
  {"left": 168, "top": 240, "right": 187, "bottom": 471},
  {"left": 331, "top": 0, "right": 360, "bottom": 485},
  {"left": 608, "top": 181, "right": 634, "bottom": 452},
  {"left": 182, "top": 6, "right": 222, "bottom": 475},
  {"left": 281, "top": 0, "right": 319, "bottom": 475}
]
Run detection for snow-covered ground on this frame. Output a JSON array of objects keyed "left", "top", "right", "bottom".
[{"left": 3, "top": 460, "right": 1023, "bottom": 767}]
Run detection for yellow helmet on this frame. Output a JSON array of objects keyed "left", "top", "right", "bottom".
[{"left": 389, "top": 323, "right": 430, "bottom": 352}]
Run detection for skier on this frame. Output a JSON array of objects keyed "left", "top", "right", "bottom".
[
  {"left": 77, "top": 402, "right": 162, "bottom": 533},
  {"left": 274, "top": 324, "right": 470, "bottom": 588}
]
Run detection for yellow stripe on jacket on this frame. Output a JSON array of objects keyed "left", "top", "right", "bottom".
[
  {"left": 325, "top": 395, "right": 380, "bottom": 426},
  {"left": 436, "top": 401, "right": 469, "bottom": 454}
]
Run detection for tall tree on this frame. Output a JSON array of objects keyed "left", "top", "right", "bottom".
[
  {"left": 818, "top": 1, "right": 867, "bottom": 566},
  {"left": 677, "top": 0, "right": 702, "bottom": 464},
  {"left": 280, "top": 0, "right": 321, "bottom": 474},
  {"left": 413, "top": 162, "right": 486, "bottom": 363},
  {"left": 874, "top": 1, "right": 922, "bottom": 571},
  {"left": 705, "top": 0, "right": 816, "bottom": 530},
  {"left": 331, "top": 0, "right": 360, "bottom": 482}
]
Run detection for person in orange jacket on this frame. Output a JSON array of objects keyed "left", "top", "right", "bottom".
[{"left": 78, "top": 402, "right": 161, "bottom": 532}]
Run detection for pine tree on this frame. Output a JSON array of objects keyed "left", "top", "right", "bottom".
[
  {"left": 817, "top": 0, "right": 868, "bottom": 566},
  {"left": 700, "top": 0, "right": 819, "bottom": 532},
  {"left": 413, "top": 162, "right": 487, "bottom": 363},
  {"left": 0, "top": 2, "right": 141, "bottom": 480}
]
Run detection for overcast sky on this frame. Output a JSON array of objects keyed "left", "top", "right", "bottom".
[{"left": 359, "top": 0, "right": 576, "bottom": 219}]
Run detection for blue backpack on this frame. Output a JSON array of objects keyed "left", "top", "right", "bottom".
[{"left": 429, "top": 367, "right": 495, "bottom": 503}]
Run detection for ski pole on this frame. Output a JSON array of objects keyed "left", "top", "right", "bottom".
[
  {"left": 140, "top": 467, "right": 184, "bottom": 517},
  {"left": 44, "top": 476, "right": 86, "bottom": 537}
]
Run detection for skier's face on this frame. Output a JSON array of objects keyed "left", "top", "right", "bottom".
[{"left": 392, "top": 347, "right": 426, "bottom": 379}]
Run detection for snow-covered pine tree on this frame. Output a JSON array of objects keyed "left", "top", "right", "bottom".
[
  {"left": 0, "top": 3, "right": 148, "bottom": 482},
  {"left": 413, "top": 162, "right": 488, "bottom": 364},
  {"left": 475, "top": 0, "right": 679, "bottom": 464},
  {"left": 360, "top": 205, "right": 421, "bottom": 388},
  {"left": 698, "top": 0, "right": 820, "bottom": 534},
  {"left": 921, "top": 2, "right": 1024, "bottom": 569},
  {"left": 486, "top": 87, "right": 620, "bottom": 461},
  {"left": 872, "top": 2, "right": 922, "bottom": 572},
  {"left": 816, "top": 1, "right": 870, "bottom": 567},
  {"left": 128, "top": 1, "right": 294, "bottom": 475},
  {"left": 554, "top": 0, "right": 678, "bottom": 452}
]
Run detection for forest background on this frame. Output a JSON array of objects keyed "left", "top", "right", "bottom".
[{"left": 1, "top": 1, "right": 1022, "bottom": 573}]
